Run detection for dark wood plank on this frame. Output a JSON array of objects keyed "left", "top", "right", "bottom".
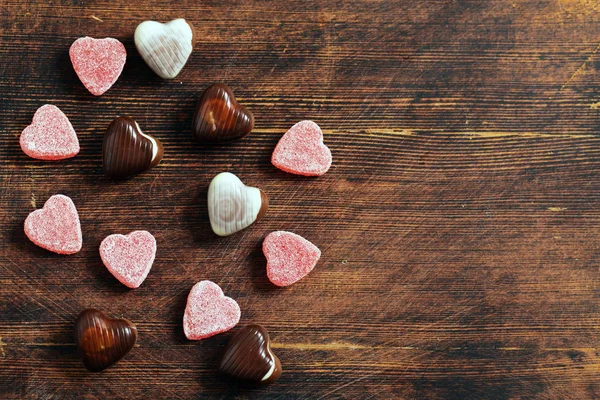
[{"left": 2, "top": 0, "right": 600, "bottom": 398}]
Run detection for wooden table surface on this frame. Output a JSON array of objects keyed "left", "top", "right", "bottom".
[{"left": 2, "top": 0, "right": 600, "bottom": 398}]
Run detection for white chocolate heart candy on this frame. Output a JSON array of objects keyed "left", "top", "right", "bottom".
[
  {"left": 208, "top": 172, "right": 268, "bottom": 236},
  {"left": 134, "top": 18, "right": 194, "bottom": 79}
]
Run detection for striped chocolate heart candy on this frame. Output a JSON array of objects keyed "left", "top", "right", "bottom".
[
  {"left": 218, "top": 325, "right": 282, "bottom": 384},
  {"left": 74, "top": 309, "right": 137, "bottom": 372},
  {"left": 207, "top": 172, "right": 268, "bottom": 236},
  {"left": 102, "top": 117, "right": 164, "bottom": 178},
  {"left": 134, "top": 18, "right": 195, "bottom": 79},
  {"left": 192, "top": 83, "right": 254, "bottom": 143}
]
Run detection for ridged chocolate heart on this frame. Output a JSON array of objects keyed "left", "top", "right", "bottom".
[
  {"left": 74, "top": 309, "right": 137, "bottom": 372},
  {"left": 134, "top": 18, "right": 195, "bottom": 79},
  {"left": 208, "top": 172, "right": 268, "bottom": 236},
  {"left": 192, "top": 83, "right": 254, "bottom": 143},
  {"left": 218, "top": 325, "right": 282, "bottom": 384},
  {"left": 103, "top": 116, "right": 164, "bottom": 178}
]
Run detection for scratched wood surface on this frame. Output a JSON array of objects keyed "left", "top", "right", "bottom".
[{"left": 2, "top": 0, "right": 600, "bottom": 398}]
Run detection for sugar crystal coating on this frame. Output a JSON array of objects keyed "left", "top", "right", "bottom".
[
  {"left": 271, "top": 120, "right": 332, "bottom": 176},
  {"left": 24, "top": 194, "right": 82, "bottom": 255},
  {"left": 263, "top": 231, "right": 321, "bottom": 287},
  {"left": 69, "top": 37, "right": 126, "bottom": 96},
  {"left": 20, "top": 105, "right": 80, "bottom": 160},
  {"left": 183, "top": 280, "right": 240, "bottom": 340},
  {"left": 100, "top": 231, "right": 157, "bottom": 289}
]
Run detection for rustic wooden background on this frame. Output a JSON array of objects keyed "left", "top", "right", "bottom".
[{"left": 2, "top": 0, "right": 600, "bottom": 398}]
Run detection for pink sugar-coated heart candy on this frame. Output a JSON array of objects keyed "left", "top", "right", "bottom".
[
  {"left": 69, "top": 37, "right": 126, "bottom": 96},
  {"left": 263, "top": 231, "right": 321, "bottom": 287},
  {"left": 99, "top": 231, "right": 157, "bottom": 289},
  {"left": 20, "top": 105, "right": 80, "bottom": 160},
  {"left": 24, "top": 194, "right": 82, "bottom": 255},
  {"left": 271, "top": 120, "right": 332, "bottom": 176},
  {"left": 183, "top": 280, "right": 241, "bottom": 340}
]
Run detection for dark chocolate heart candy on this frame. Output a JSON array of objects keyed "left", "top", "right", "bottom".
[
  {"left": 74, "top": 308, "right": 137, "bottom": 372},
  {"left": 103, "top": 116, "right": 164, "bottom": 178},
  {"left": 218, "top": 324, "right": 281, "bottom": 384},
  {"left": 192, "top": 83, "right": 254, "bottom": 143}
]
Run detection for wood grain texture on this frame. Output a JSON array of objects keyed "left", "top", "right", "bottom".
[{"left": 2, "top": 0, "right": 600, "bottom": 398}]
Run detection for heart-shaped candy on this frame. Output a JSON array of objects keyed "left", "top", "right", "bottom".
[
  {"left": 69, "top": 37, "right": 127, "bottom": 96},
  {"left": 263, "top": 231, "right": 321, "bottom": 287},
  {"left": 74, "top": 308, "right": 137, "bottom": 372},
  {"left": 219, "top": 325, "right": 282, "bottom": 384},
  {"left": 192, "top": 83, "right": 254, "bottom": 142},
  {"left": 99, "top": 231, "right": 157, "bottom": 289},
  {"left": 271, "top": 120, "right": 332, "bottom": 176},
  {"left": 183, "top": 280, "right": 241, "bottom": 340},
  {"left": 135, "top": 18, "right": 195, "bottom": 79},
  {"left": 24, "top": 194, "right": 82, "bottom": 255},
  {"left": 208, "top": 172, "right": 268, "bottom": 236},
  {"left": 103, "top": 116, "right": 164, "bottom": 178},
  {"left": 20, "top": 105, "right": 80, "bottom": 160}
]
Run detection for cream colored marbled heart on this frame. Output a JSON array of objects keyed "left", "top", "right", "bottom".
[
  {"left": 134, "top": 18, "right": 194, "bottom": 79},
  {"left": 208, "top": 172, "right": 268, "bottom": 236}
]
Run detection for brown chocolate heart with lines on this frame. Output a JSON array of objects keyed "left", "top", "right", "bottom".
[
  {"left": 218, "top": 324, "right": 282, "bottom": 384},
  {"left": 74, "top": 309, "right": 137, "bottom": 372},
  {"left": 192, "top": 83, "right": 254, "bottom": 143},
  {"left": 103, "top": 116, "right": 164, "bottom": 178}
]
